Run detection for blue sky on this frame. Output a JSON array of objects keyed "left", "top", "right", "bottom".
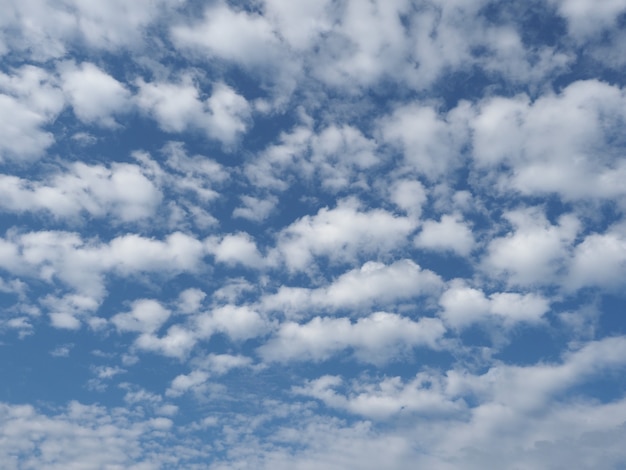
[{"left": 1, "top": 0, "right": 626, "bottom": 468}]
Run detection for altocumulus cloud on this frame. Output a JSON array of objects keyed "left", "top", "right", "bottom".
[{"left": 1, "top": 1, "right": 626, "bottom": 469}]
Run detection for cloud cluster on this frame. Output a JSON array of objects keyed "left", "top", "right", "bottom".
[{"left": 1, "top": 0, "right": 625, "bottom": 469}]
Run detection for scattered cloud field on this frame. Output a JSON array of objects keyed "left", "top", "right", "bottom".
[{"left": 1, "top": 1, "right": 626, "bottom": 468}]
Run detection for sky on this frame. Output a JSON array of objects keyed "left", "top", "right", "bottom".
[{"left": 1, "top": 0, "right": 626, "bottom": 468}]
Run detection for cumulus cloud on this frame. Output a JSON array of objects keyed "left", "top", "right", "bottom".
[
  {"left": 1, "top": 1, "right": 625, "bottom": 469},
  {"left": 566, "top": 224, "right": 626, "bottom": 291},
  {"left": 0, "top": 161, "right": 162, "bottom": 222},
  {"left": 59, "top": 61, "right": 131, "bottom": 127},
  {"left": 245, "top": 121, "right": 380, "bottom": 192},
  {"left": 482, "top": 208, "right": 580, "bottom": 286},
  {"left": 136, "top": 77, "right": 251, "bottom": 147},
  {"left": 0, "top": 230, "right": 207, "bottom": 325},
  {"left": 294, "top": 373, "right": 464, "bottom": 420},
  {"left": 259, "top": 313, "right": 445, "bottom": 364},
  {"left": 205, "top": 232, "right": 265, "bottom": 269},
  {"left": 439, "top": 280, "right": 550, "bottom": 329},
  {"left": 261, "top": 259, "right": 442, "bottom": 317},
  {"left": 274, "top": 198, "right": 416, "bottom": 271},
  {"left": 0, "top": 66, "right": 63, "bottom": 161},
  {"left": 0, "top": 401, "right": 192, "bottom": 469},
  {"left": 379, "top": 101, "right": 471, "bottom": 179},
  {"left": 550, "top": 0, "right": 626, "bottom": 39},
  {"left": 415, "top": 213, "right": 475, "bottom": 256},
  {"left": 471, "top": 80, "right": 626, "bottom": 200},
  {"left": 0, "top": 0, "right": 181, "bottom": 59}
]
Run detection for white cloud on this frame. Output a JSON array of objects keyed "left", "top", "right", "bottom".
[
  {"left": 483, "top": 208, "right": 580, "bottom": 286},
  {"left": 274, "top": 198, "right": 416, "bottom": 271},
  {"left": 192, "top": 353, "right": 253, "bottom": 376},
  {"left": 106, "top": 232, "right": 206, "bottom": 276},
  {"left": 471, "top": 80, "right": 626, "bottom": 200},
  {"left": 177, "top": 288, "right": 206, "bottom": 314},
  {"left": 135, "top": 325, "right": 197, "bottom": 359},
  {"left": 171, "top": 2, "right": 282, "bottom": 67},
  {"left": 0, "top": 401, "right": 188, "bottom": 469},
  {"left": 550, "top": 0, "right": 626, "bottom": 39},
  {"left": 415, "top": 214, "right": 475, "bottom": 256},
  {"left": 309, "top": 124, "right": 380, "bottom": 191},
  {"left": 233, "top": 194, "right": 278, "bottom": 222},
  {"left": 439, "top": 280, "right": 550, "bottom": 329},
  {"left": 295, "top": 373, "right": 464, "bottom": 420},
  {"left": 0, "top": 0, "right": 180, "bottom": 60},
  {"left": 205, "top": 82, "right": 252, "bottom": 147},
  {"left": 379, "top": 101, "right": 471, "bottom": 179},
  {"left": 0, "top": 65, "right": 63, "bottom": 160},
  {"left": 566, "top": 225, "right": 626, "bottom": 291},
  {"left": 259, "top": 313, "right": 445, "bottom": 364},
  {"left": 244, "top": 121, "right": 380, "bottom": 193},
  {"left": 263, "top": 0, "right": 333, "bottom": 50},
  {"left": 206, "top": 233, "right": 264, "bottom": 269},
  {"left": 196, "top": 305, "right": 271, "bottom": 342},
  {"left": 0, "top": 161, "right": 162, "bottom": 222},
  {"left": 262, "top": 259, "right": 443, "bottom": 317},
  {"left": 0, "top": 230, "right": 207, "bottom": 324},
  {"left": 166, "top": 370, "right": 210, "bottom": 397},
  {"left": 112, "top": 299, "right": 171, "bottom": 334},
  {"left": 167, "top": 354, "right": 252, "bottom": 397},
  {"left": 59, "top": 62, "right": 131, "bottom": 127},
  {"left": 389, "top": 179, "right": 427, "bottom": 217},
  {"left": 136, "top": 77, "right": 251, "bottom": 146}
]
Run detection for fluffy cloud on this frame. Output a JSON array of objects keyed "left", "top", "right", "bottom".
[
  {"left": 0, "top": 66, "right": 63, "bottom": 161},
  {"left": 112, "top": 299, "right": 171, "bottom": 334},
  {"left": 439, "top": 280, "right": 550, "bottom": 328},
  {"left": 0, "top": 401, "right": 195, "bottom": 469},
  {"left": 245, "top": 121, "right": 380, "bottom": 192},
  {"left": 262, "top": 259, "right": 442, "bottom": 317},
  {"left": 1, "top": 2, "right": 625, "bottom": 469},
  {"left": 59, "top": 61, "right": 131, "bottom": 127},
  {"left": 0, "top": 161, "right": 161, "bottom": 221},
  {"left": 0, "top": 0, "right": 180, "bottom": 60},
  {"left": 379, "top": 102, "right": 471, "bottom": 179},
  {"left": 274, "top": 198, "right": 416, "bottom": 271},
  {"left": 415, "top": 214, "right": 475, "bottom": 256},
  {"left": 294, "top": 373, "right": 464, "bottom": 420},
  {"left": 566, "top": 224, "right": 626, "bottom": 291},
  {"left": 0, "top": 230, "right": 207, "bottom": 326},
  {"left": 205, "top": 232, "right": 265, "bottom": 269},
  {"left": 483, "top": 208, "right": 580, "bottom": 286},
  {"left": 259, "top": 313, "right": 445, "bottom": 364},
  {"left": 471, "top": 80, "right": 626, "bottom": 200},
  {"left": 136, "top": 77, "right": 251, "bottom": 146},
  {"left": 171, "top": 2, "right": 282, "bottom": 68},
  {"left": 550, "top": 0, "right": 626, "bottom": 39}
]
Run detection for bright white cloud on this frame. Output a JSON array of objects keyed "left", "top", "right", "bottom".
[
  {"left": 483, "top": 208, "right": 580, "bottom": 286},
  {"left": 295, "top": 373, "right": 464, "bottom": 420},
  {"left": 136, "top": 77, "right": 251, "bottom": 146},
  {"left": 471, "top": 80, "right": 626, "bottom": 200},
  {"left": 380, "top": 102, "right": 471, "bottom": 179},
  {"left": 0, "top": 2, "right": 625, "bottom": 469},
  {"left": 259, "top": 313, "right": 445, "bottom": 364},
  {"left": 274, "top": 198, "right": 416, "bottom": 271},
  {"left": 59, "top": 62, "right": 131, "bottom": 127},
  {"left": 0, "top": 161, "right": 162, "bottom": 221},
  {"left": 206, "top": 232, "right": 264, "bottom": 269},
  {"left": 439, "top": 280, "right": 550, "bottom": 329},
  {"left": 415, "top": 214, "right": 475, "bottom": 256},
  {"left": 112, "top": 299, "right": 171, "bottom": 334},
  {"left": 262, "top": 259, "right": 442, "bottom": 317},
  {"left": 566, "top": 225, "right": 626, "bottom": 291}
]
